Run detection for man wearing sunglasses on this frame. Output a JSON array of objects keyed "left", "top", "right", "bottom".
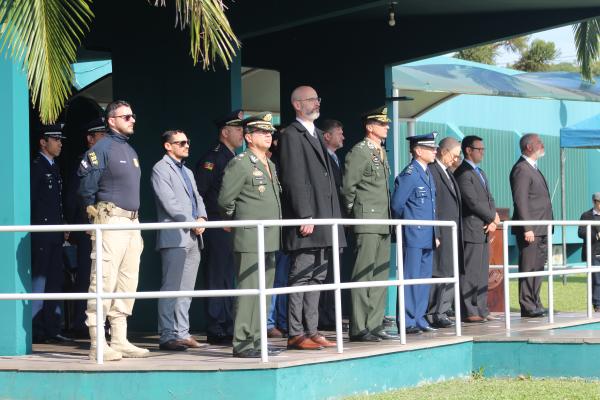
[
  {"left": 151, "top": 130, "right": 207, "bottom": 351},
  {"left": 218, "top": 112, "right": 283, "bottom": 358},
  {"left": 78, "top": 100, "right": 147, "bottom": 361}
]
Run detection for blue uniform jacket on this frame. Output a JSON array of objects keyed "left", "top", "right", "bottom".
[
  {"left": 391, "top": 158, "right": 437, "bottom": 249},
  {"left": 30, "top": 154, "right": 64, "bottom": 244},
  {"left": 194, "top": 142, "right": 235, "bottom": 221},
  {"left": 77, "top": 131, "right": 141, "bottom": 211}
]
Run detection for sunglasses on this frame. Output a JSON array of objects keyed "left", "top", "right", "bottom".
[
  {"left": 113, "top": 114, "right": 136, "bottom": 122},
  {"left": 170, "top": 140, "right": 191, "bottom": 147}
]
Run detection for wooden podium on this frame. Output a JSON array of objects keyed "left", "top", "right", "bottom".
[{"left": 487, "top": 208, "right": 509, "bottom": 312}]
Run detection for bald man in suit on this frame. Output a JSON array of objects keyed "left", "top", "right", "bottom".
[{"left": 510, "top": 133, "right": 553, "bottom": 318}]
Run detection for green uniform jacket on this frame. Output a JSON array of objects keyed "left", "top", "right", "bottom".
[
  {"left": 218, "top": 149, "right": 282, "bottom": 252},
  {"left": 341, "top": 138, "right": 391, "bottom": 234}
]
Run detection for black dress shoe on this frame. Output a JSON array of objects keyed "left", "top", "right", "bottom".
[
  {"left": 371, "top": 330, "right": 401, "bottom": 340},
  {"left": 446, "top": 309, "right": 455, "bottom": 318},
  {"left": 159, "top": 340, "right": 188, "bottom": 351},
  {"left": 405, "top": 326, "right": 421, "bottom": 334},
  {"left": 267, "top": 346, "right": 284, "bottom": 356},
  {"left": 521, "top": 309, "right": 545, "bottom": 318},
  {"left": 350, "top": 332, "right": 382, "bottom": 342},
  {"left": 233, "top": 349, "right": 261, "bottom": 358},
  {"left": 207, "top": 333, "right": 233, "bottom": 345},
  {"left": 432, "top": 316, "right": 455, "bottom": 328},
  {"left": 419, "top": 325, "right": 438, "bottom": 333}
]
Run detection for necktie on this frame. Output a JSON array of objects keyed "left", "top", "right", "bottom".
[
  {"left": 475, "top": 167, "right": 486, "bottom": 187},
  {"left": 331, "top": 152, "right": 340, "bottom": 167}
]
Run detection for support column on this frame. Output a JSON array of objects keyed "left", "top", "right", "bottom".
[{"left": 0, "top": 57, "right": 31, "bottom": 355}]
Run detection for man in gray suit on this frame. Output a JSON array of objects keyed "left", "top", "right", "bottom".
[
  {"left": 510, "top": 133, "right": 553, "bottom": 318},
  {"left": 151, "top": 129, "right": 207, "bottom": 350},
  {"left": 454, "top": 135, "right": 499, "bottom": 323}
]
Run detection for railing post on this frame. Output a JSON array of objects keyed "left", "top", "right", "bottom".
[
  {"left": 547, "top": 224, "right": 554, "bottom": 324},
  {"left": 587, "top": 224, "right": 593, "bottom": 319},
  {"left": 257, "top": 224, "right": 268, "bottom": 363},
  {"left": 331, "top": 224, "right": 343, "bottom": 353},
  {"left": 396, "top": 224, "right": 406, "bottom": 344},
  {"left": 451, "top": 224, "right": 461, "bottom": 337},
  {"left": 95, "top": 228, "right": 104, "bottom": 365},
  {"left": 503, "top": 223, "right": 511, "bottom": 330}
]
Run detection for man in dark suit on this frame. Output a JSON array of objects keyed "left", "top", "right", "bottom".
[
  {"left": 510, "top": 133, "right": 553, "bottom": 318},
  {"left": 279, "top": 86, "right": 347, "bottom": 350},
  {"left": 428, "top": 137, "right": 462, "bottom": 328},
  {"left": 319, "top": 118, "right": 345, "bottom": 330},
  {"left": 578, "top": 193, "right": 600, "bottom": 312},
  {"left": 454, "top": 135, "right": 499, "bottom": 323}
]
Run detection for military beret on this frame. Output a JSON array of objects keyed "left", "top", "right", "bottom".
[
  {"left": 215, "top": 109, "right": 244, "bottom": 128},
  {"left": 243, "top": 112, "right": 276, "bottom": 133},
  {"left": 84, "top": 117, "right": 106, "bottom": 134},
  {"left": 406, "top": 132, "right": 438, "bottom": 148},
  {"left": 40, "top": 123, "right": 66, "bottom": 139},
  {"left": 362, "top": 105, "right": 391, "bottom": 124}
]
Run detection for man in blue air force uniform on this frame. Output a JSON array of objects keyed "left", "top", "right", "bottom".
[{"left": 391, "top": 133, "right": 439, "bottom": 334}]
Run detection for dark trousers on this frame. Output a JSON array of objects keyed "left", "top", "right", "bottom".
[
  {"left": 203, "top": 228, "right": 235, "bottom": 335},
  {"left": 288, "top": 248, "right": 329, "bottom": 337},
  {"left": 460, "top": 241, "right": 490, "bottom": 318},
  {"left": 318, "top": 249, "right": 336, "bottom": 329},
  {"left": 71, "top": 232, "right": 92, "bottom": 330},
  {"left": 399, "top": 247, "right": 433, "bottom": 329},
  {"left": 31, "top": 234, "right": 64, "bottom": 338},
  {"left": 593, "top": 256, "right": 600, "bottom": 307},
  {"left": 517, "top": 235, "right": 547, "bottom": 313}
]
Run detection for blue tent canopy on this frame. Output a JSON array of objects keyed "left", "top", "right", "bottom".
[{"left": 560, "top": 113, "right": 600, "bottom": 148}]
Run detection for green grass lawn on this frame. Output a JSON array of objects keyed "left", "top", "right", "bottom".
[
  {"left": 508, "top": 273, "right": 590, "bottom": 312},
  {"left": 346, "top": 377, "right": 600, "bottom": 399}
]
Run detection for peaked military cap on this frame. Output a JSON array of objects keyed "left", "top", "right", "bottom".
[
  {"left": 215, "top": 109, "right": 244, "bottom": 128},
  {"left": 362, "top": 105, "right": 391, "bottom": 123},
  {"left": 84, "top": 117, "right": 106, "bottom": 133},
  {"left": 40, "top": 123, "right": 66, "bottom": 139},
  {"left": 406, "top": 132, "right": 438, "bottom": 148},
  {"left": 243, "top": 112, "right": 276, "bottom": 133}
]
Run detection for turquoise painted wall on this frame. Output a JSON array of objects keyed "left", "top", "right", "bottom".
[
  {"left": 0, "top": 342, "right": 473, "bottom": 400},
  {"left": 0, "top": 58, "right": 32, "bottom": 355}
]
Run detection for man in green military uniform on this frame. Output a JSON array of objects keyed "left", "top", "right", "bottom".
[
  {"left": 342, "top": 106, "right": 399, "bottom": 342},
  {"left": 218, "top": 112, "right": 284, "bottom": 358}
]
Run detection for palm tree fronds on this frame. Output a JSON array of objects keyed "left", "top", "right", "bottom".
[
  {"left": 151, "top": 0, "right": 240, "bottom": 70},
  {"left": 0, "top": 0, "right": 93, "bottom": 124},
  {"left": 574, "top": 18, "right": 600, "bottom": 82}
]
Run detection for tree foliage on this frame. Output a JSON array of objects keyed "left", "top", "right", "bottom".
[
  {"left": 454, "top": 37, "right": 528, "bottom": 65},
  {"left": 0, "top": 0, "right": 241, "bottom": 124},
  {"left": 574, "top": 18, "right": 600, "bottom": 82},
  {"left": 512, "top": 39, "right": 559, "bottom": 72}
]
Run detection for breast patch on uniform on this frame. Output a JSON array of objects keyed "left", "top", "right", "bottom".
[
  {"left": 88, "top": 152, "right": 98, "bottom": 166},
  {"left": 203, "top": 162, "right": 214, "bottom": 171}
]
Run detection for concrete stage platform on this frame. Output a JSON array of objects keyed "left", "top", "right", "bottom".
[{"left": 2, "top": 312, "right": 600, "bottom": 399}]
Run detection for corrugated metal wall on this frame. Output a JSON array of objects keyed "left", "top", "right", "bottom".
[{"left": 396, "top": 122, "right": 593, "bottom": 222}]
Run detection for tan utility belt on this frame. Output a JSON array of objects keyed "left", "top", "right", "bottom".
[{"left": 96, "top": 201, "right": 139, "bottom": 220}]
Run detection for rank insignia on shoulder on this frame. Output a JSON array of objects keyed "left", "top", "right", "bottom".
[
  {"left": 88, "top": 152, "right": 98, "bottom": 166},
  {"left": 203, "top": 162, "right": 215, "bottom": 171},
  {"left": 133, "top": 158, "right": 139, "bottom": 168},
  {"left": 249, "top": 154, "right": 258, "bottom": 163},
  {"left": 402, "top": 165, "right": 414, "bottom": 175},
  {"left": 366, "top": 141, "right": 376, "bottom": 149},
  {"left": 80, "top": 160, "right": 89, "bottom": 169}
]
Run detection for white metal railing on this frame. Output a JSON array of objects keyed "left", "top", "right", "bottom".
[
  {"left": 0, "top": 218, "right": 459, "bottom": 364},
  {"left": 502, "top": 220, "right": 600, "bottom": 329}
]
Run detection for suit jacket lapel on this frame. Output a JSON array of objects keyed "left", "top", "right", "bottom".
[
  {"left": 434, "top": 161, "right": 457, "bottom": 198},
  {"left": 164, "top": 155, "right": 190, "bottom": 196},
  {"left": 414, "top": 160, "right": 431, "bottom": 188},
  {"left": 293, "top": 121, "right": 328, "bottom": 168}
]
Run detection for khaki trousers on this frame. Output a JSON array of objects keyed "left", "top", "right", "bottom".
[{"left": 85, "top": 215, "right": 144, "bottom": 327}]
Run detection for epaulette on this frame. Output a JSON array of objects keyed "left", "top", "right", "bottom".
[{"left": 401, "top": 164, "right": 414, "bottom": 176}]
